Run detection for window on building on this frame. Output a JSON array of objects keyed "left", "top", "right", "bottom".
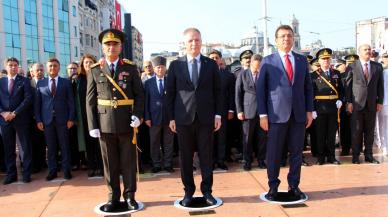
[
  {"left": 86, "top": 34, "right": 90, "bottom": 46},
  {"left": 75, "top": 46, "right": 78, "bottom": 57},
  {"left": 74, "top": 26, "right": 77, "bottom": 37},
  {"left": 80, "top": 32, "right": 83, "bottom": 45},
  {"left": 72, "top": 5, "right": 76, "bottom": 17},
  {"left": 90, "top": 35, "right": 93, "bottom": 47}
]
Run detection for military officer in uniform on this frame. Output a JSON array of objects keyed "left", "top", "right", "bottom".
[
  {"left": 339, "top": 54, "right": 359, "bottom": 155},
  {"left": 86, "top": 29, "right": 144, "bottom": 212},
  {"left": 311, "top": 48, "right": 343, "bottom": 165}
]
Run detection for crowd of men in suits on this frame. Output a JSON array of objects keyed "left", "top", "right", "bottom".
[{"left": 0, "top": 28, "right": 387, "bottom": 192}]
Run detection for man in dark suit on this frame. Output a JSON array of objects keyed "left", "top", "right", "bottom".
[
  {"left": 166, "top": 27, "right": 222, "bottom": 207},
  {"left": 29, "top": 63, "right": 47, "bottom": 173},
  {"left": 208, "top": 49, "right": 235, "bottom": 170},
  {"left": 257, "top": 25, "right": 313, "bottom": 201},
  {"left": 236, "top": 54, "right": 267, "bottom": 171},
  {"left": 345, "top": 44, "right": 384, "bottom": 164},
  {"left": 35, "top": 58, "right": 75, "bottom": 181},
  {"left": 144, "top": 56, "right": 174, "bottom": 173},
  {"left": 0, "top": 57, "right": 33, "bottom": 184},
  {"left": 86, "top": 29, "right": 144, "bottom": 212}
]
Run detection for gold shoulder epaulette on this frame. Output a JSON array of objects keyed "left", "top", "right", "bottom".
[
  {"left": 123, "top": 59, "right": 134, "bottom": 65},
  {"left": 91, "top": 62, "right": 100, "bottom": 68}
]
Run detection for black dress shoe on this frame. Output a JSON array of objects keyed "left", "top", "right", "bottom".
[
  {"left": 218, "top": 162, "right": 228, "bottom": 170},
  {"left": 164, "top": 166, "right": 175, "bottom": 173},
  {"left": 151, "top": 167, "right": 162, "bottom": 173},
  {"left": 64, "top": 171, "right": 72, "bottom": 180},
  {"left": 46, "top": 172, "right": 57, "bottom": 181},
  {"left": 365, "top": 157, "right": 380, "bottom": 164},
  {"left": 87, "top": 170, "right": 95, "bottom": 177},
  {"left": 243, "top": 163, "right": 251, "bottom": 171},
  {"left": 257, "top": 161, "right": 267, "bottom": 169},
  {"left": 95, "top": 169, "right": 104, "bottom": 177},
  {"left": 23, "top": 176, "right": 31, "bottom": 183},
  {"left": 126, "top": 198, "right": 139, "bottom": 210},
  {"left": 352, "top": 157, "right": 360, "bottom": 164},
  {"left": 265, "top": 187, "right": 278, "bottom": 201},
  {"left": 103, "top": 200, "right": 120, "bottom": 212},
  {"left": 203, "top": 193, "right": 217, "bottom": 206},
  {"left": 302, "top": 159, "right": 310, "bottom": 166},
  {"left": 288, "top": 187, "right": 306, "bottom": 200},
  {"left": 327, "top": 158, "right": 341, "bottom": 165},
  {"left": 3, "top": 176, "right": 17, "bottom": 185},
  {"left": 181, "top": 194, "right": 193, "bottom": 207}
]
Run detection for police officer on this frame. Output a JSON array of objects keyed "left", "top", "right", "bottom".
[
  {"left": 311, "top": 48, "right": 343, "bottom": 165},
  {"left": 86, "top": 29, "right": 144, "bottom": 212},
  {"left": 340, "top": 54, "right": 359, "bottom": 155}
]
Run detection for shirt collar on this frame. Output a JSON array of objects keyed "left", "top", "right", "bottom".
[
  {"left": 106, "top": 58, "right": 119, "bottom": 68},
  {"left": 187, "top": 54, "right": 201, "bottom": 63},
  {"left": 8, "top": 74, "right": 17, "bottom": 80},
  {"left": 49, "top": 75, "right": 59, "bottom": 81},
  {"left": 278, "top": 50, "right": 293, "bottom": 58},
  {"left": 360, "top": 59, "right": 370, "bottom": 66}
]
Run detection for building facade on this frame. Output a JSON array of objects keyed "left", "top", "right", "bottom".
[
  {"left": 356, "top": 16, "right": 388, "bottom": 54},
  {"left": 131, "top": 26, "right": 143, "bottom": 69}
]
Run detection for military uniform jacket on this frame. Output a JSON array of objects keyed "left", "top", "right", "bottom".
[
  {"left": 86, "top": 59, "right": 145, "bottom": 134},
  {"left": 311, "top": 69, "right": 344, "bottom": 114}
]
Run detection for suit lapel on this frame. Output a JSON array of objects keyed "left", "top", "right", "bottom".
[
  {"left": 275, "top": 52, "right": 290, "bottom": 85},
  {"left": 356, "top": 61, "right": 367, "bottom": 84},
  {"left": 197, "top": 55, "right": 207, "bottom": 88},
  {"left": 181, "top": 56, "right": 193, "bottom": 87}
]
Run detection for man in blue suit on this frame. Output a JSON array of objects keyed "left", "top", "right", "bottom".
[
  {"left": 35, "top": 58, "right": 75, "bottom": 181},
  {"left": 0, "top": 57, "right": 33, "bottom": 184},
  {"left": 257, "top": 25, "right": 313, "bottom": 201},
  {"left": 144, "top": 56, "right": 174, "bottom": 173}
]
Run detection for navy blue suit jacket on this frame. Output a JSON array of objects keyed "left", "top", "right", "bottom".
[
  {"left": 0, "top": 75, "right": 32, "bottom": 126},
  {"left": 256, "top": 52, "right": 313, "bottom": 123},
  {"left": 144, "top": 76, "right": 168, "bottom": 126},
  {"left": 34, "top": 77, "right": 75, "bottom": 125},
  {"left": 166, "top": 55, "right": 222, "bottom": 125}
]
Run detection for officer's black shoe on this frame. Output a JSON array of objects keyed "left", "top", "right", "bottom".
[
  {"left": 3, "top": 176, "right": 17, "bottom": 185},
  {"left": 316, "top": 157, "right": 325, "bottom": 165},
  {"left": 243, "top": 163, "right": 251, "bottom": 171},
  {"left": 126, "top": 198, "right": 139, "bottom": 210},
  {"left": 151, "top": 167, "right": 162, "bottom": 173},
  {"left": 87, "top": 170, "right": 95, "bottom": 177},
  {"left": 258, "top": 160, "right": 267, "bottom": 169},
  {"left": 46, "top": 171, "right": 57, "bottom": 181},
  {"left": 164, "top": 166, "right": 175, "bottom": 173},
  {"left": 352, "top": 157, "right": 360, "bottom": 164},
  {"left": 181, "top": 194, "right": 193, "bottom": 207},
  {"left": 265, "top": 187, "right": 278, "bottom": 201},
  {"left": 203, "top": 193, "right": 217, "bottom": 206},
  {"left": 365, "top": 157, "right": 380, "bottom": 164},
  {"left": 218, "top": 162, "right": 228, "bottom": 170},
  {"left": 327, "top": 158, "right": 341, "bottom": 165},
  {"left": 103, "top": 200, "right": 120, "bottom": 212},
  {"left": 288, "top": 186, "right": 306, "bottom": 200},
  {"left": 64, "top": 171, "right": 72, "bottom": 180}
]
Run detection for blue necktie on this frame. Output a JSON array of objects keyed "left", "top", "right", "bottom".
[{"left": 159, "top": 79, "right": 164, "bottom": 95}]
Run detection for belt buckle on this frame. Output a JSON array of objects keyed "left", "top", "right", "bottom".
[{"left": 111, "top": 99, "right": 118, "bottom": 108}]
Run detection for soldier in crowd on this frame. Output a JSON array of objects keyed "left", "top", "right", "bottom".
[
  {"left": 311, "top": 48, "right": 343, "bottom": 165},
  {"left": 233, "top": 50, "right": 253, "bottom": 78},
  {"left": 0, "top": 57, "right": 33, "bottom": 184},
  {"left": 338, "top": 55, "right": 358, "bottom": 156},
  {"left": 86, "top": 29, "right": 144, "bottom": 212},
  {"left": 208, "top": 49, "right": 235, "bottom": 170}
]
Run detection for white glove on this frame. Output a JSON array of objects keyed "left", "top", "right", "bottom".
[
  {"left": 89, "top": 129, "right": 101, "bottom": 138},
  {"left": 130, "top": 115, "right": 141, "bottom": 128},
  {"left": 336, "top": 100, "right": 342, "bottom": 109},
  {"left": 312, "top": 111, "right": 318, "bottom": 119}
]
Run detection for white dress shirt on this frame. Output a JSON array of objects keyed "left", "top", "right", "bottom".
[
  {"left": 7, "top": 74, "right": 17, "bottom": 91},
  {"left": 187, "top": 54, "right": 201, "bottom": 80},
  {"left": 48, "top": 76, "right": 59, "bottom": 92}
]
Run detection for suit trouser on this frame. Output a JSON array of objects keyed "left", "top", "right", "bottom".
[
  {"left": 177, "top": 118, "right": 214, "bottom": 196},
  {"left": 149, "top": 124, "right": 174, "bottom": 168},
  {"left": 1, "top": 123, "right": 32, "bottom": 179},
  {"left": 267, "top": 114, "right": 305, "bottom": 188},
  {"left": 44, "top": 121, "right": 71, "bottom": 173},
  {"left": 242, "top": 116, "right": 267, "bottom": 164},
  {"left": 30, "top": 123, "right": 47, "bottom": 170},
  {"left": 214, "top": 116, "right": 227, "bottom": 164},
  {"left": 99, "top": 132, "right": 137, "bottom": 201},
  {"left": 351, "top": 108, "right": 376, "bottom": 159},
  {"left": 340, "top": 108, "right": 352, "bottom": 153},
  {"left": 315, "top": 113, "right": 338, "bottom": 160}
]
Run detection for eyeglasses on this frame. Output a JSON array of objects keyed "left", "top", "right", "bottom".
[
  {"left": 67, "top": 68, "right": 77, "bottom": 70},
  {"left": 144, "top": 65, "right": 152, "bottom": 68}
]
